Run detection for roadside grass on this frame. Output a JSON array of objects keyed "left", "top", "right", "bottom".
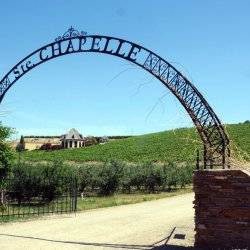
[
  {"left": 0, "top": 187, "right": 192, "bottom": 223},
  {"left": 77, "top": 186, "right": 192, "bottom": 211},
  {"left": 0, "top": 214, "right": 35, "bottom": 223}
]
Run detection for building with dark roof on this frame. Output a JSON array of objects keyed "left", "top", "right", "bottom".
[{"left": 60, "top": 128, "right": 85, "bottom": 148}]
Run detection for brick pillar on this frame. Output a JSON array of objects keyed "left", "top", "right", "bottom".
[{"left": 193, "top": 170, "right": 250, "bottom": 248}]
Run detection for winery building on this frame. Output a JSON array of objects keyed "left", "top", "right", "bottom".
[{"left": 60, "top": 128, "right": 85, "bottom": 148}]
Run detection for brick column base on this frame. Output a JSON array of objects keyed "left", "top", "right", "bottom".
[{"left": 193, "top": 169, "right": 250, "bottom": 248}]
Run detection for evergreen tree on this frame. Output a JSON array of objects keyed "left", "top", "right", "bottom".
[
  {"left": 16, "top": 135, "right": 25, "bottom": 152},
  {"left": 20, "top": 135, "right": 25, "bottom": 150}
]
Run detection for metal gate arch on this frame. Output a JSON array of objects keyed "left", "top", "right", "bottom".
[{"left": 0, "top": 27, "right": 230, "bottom": 168}]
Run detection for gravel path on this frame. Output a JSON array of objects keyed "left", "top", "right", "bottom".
[{"left": 0, "top": 193, "right": 194, "bottom": 250}]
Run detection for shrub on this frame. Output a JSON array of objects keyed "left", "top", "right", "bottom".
[
  {"left": 142, "top": 163, "right": 164, "bottom": 193},
  {"left": 10, "top": 163, "right": 43, "bottom": 204},
  {"left": 40, "top": 143, "right": 52, "bottom": 150},
  {"left": 177, "top": 163, "right": 194, "bottom": 188},
  {"left": 128, "top": 164, "right": 145, "bottom": 191},
  {"left": 4, "top": 159, "right": 194, "bottom": 204},
  {"left": 120, "top": 164, "right": 135, "bottom": 193},
  {"left": 40, "top": 144, "right": 62, "bottom": 151},
  {"left": 40, "top": 160, "right": 75, "bottom": 201},
  {"left": 51, "top": 144, "right": 62, "bottom": 150},
  {"left": 77, "top": 164, "right": 94, "bottom": 192},
  {"left": 95, "top": 161, "right": 123, "bottom": 196},
  {"left": 9, "top": 160, "right": 76, "bottom": 203},
  {"left": 162, "top": 162, "right": 179, "bottom": 190}
]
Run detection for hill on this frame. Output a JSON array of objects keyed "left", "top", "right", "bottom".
[{"left": 21, "top": 123, "right": 250, "bottom": 163}]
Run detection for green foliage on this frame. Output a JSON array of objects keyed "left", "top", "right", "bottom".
[
  {"left": 9, "top": 160, "right": 76, "bottom": 203},
  {"left": 94, "top": 161, "right": 123, "bottom": 196},
  {"left": 142, "top": 163, "right": 163, "bottom": 192},
  {"left": 10, "top": 164, "right": 42, "bottom": 204},
  {"left": 225, "top": 123, "right": 250, "bottom": 161},
  {"left": 41, "top": 159, "right": 75, "bottom": 180},
  {"left": 162, "top": 162, "right": 178, "bottom": 189},
  {"left": 0, "top": 124, "right": 13, "bottom": 141},
  {"left": 3, "top": 160, "right": 194, "bottom": 206},
  {"left": 177, "top": 164, "right": 194, "bottom": 188},
  {"left": 125, "top": 164, "right": 145, "bottom": 191},
  {"left": 0, "top": 123, "right": 14, "bottom": 178},
  {"left": 120, "top": 164, "right": 138, "bottom": 193},
  {"left": 77, "top": 161, "right": 194, "bottom": 195},
  {"left": 22, "top": 123, "right": 250, "bottom": 163},
  {"left": 77, "top": 164, "right": 93, "bottom": 192},
  {"left": 0, "top": 143, "right": 14, "bottom": 178},
  {"left": 22, "top": 127, "right": 202, "bottom": 163}
]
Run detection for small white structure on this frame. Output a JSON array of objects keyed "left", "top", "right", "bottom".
[
  {"left": 60, "top": 128, "right": 85, "bottom": 148},
  {"left": 99, "top": 136, "right": 109, "bottom": 144}
]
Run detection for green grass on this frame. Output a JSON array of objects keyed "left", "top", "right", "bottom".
[
  {"left": 21, "top": 123, "right": 250, "bottom": 163},
  {"left": 0, "top": 214, "right": 35, "bottom": 223},
  {"left": 77, "top": 187, "right": 192, "bottom": 211}
]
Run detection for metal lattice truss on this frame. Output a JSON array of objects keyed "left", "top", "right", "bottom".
[{"left": 0, "top": 27, "right": 230, "bottom": 168}]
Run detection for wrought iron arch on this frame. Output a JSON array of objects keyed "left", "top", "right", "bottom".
[{"left": 0, "top": 27, "right": 230, "bottom": 168}]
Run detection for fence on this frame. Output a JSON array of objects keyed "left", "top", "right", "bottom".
[{"left": 0, "top": 176, "right": 77, "bottom": 220}]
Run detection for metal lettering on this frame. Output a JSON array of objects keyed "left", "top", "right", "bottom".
[
  {"left": 78, "top": 37, "right": 87, "bottom": 51},
  {"left": 103, "top": 37, "right": 114, "bottom": 54},
  {"left": 26, "top": 61, "right": 33, "bottom": 70},
  {"left": 13, "top": 67, "right": 21, "bottom": 79},
  {"left": 52, "top": 42, "right": 62, "bottom": 56},
  {"left": 40, "top": 47, "right": 49, "bottom": 61},
  {"left": 91, "top": 37, "right": 102, "bottom": 51},
  {"left": 65, "top": 39, "right": 75, "bottom": 53},
  {"left": 126, "top": 44, "right": 141, "bottom": 62}
]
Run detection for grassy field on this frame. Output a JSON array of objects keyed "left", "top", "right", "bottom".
[
  {"left": 21, "top": 123, "right": 250, "bottom": 163},
  {"left": 76, "top": 187, "right": 192, "bottom": 211}
]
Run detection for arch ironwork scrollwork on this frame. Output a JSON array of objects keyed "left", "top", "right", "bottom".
[
  {"left": 55, "top": 26, "right": 87, "bottom": 42},
  {"left": 0, "top": 27, "right": 230, "bottom": 169}
]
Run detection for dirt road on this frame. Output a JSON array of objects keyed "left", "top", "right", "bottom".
[{"left": 0, "top": 193, "right": 194, "bottom": 249}]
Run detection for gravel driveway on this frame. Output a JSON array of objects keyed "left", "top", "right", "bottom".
[{"left": 0, "top": 193, "right": 194, "bottom": 249}]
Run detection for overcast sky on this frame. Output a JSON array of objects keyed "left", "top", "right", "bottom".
[{"left": 0, "top": 0, "right": 250, "bottom": 138}]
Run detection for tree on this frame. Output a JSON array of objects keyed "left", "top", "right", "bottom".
[
  {"left": 19, "top": 135, "right": 25, "bottom": 151},
  {"left": 0, "top": 123, "right": 14, "bottom": 207},
  {"left": 95, "top": 161, "right": 123, "bottom": 195},
  {"left": 16, "top": 135, "right": 25, "bottom": 164},
  {"left": 0, "top": 123, "right": 14, "bottom": 178}
]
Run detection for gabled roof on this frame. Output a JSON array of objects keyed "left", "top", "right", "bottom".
[{"left": 61, "top": 128, "right": 83, "bottom": 140}]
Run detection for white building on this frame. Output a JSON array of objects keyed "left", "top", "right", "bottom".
[{"left": 60, "top": 128, "right": 85, "bottom": 148}]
